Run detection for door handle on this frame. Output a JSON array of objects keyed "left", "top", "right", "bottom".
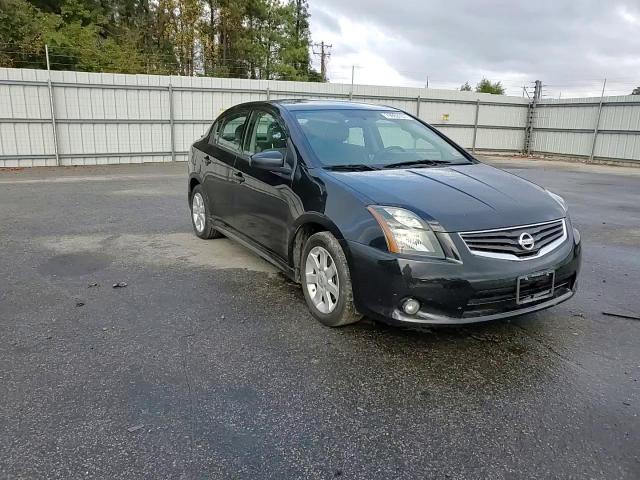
[
  {"left": 203, "top": 155, "right": 212, "bottom": 165},
  {"left": 234, "top": 171, "right": 245, "bottom": 183}
]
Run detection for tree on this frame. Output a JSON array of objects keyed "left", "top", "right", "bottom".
[
  {"left": 0, "top": 0, "right": 57, "bottom": 69},
  {"left": 476, "top": 78, "right": 505, "bottom": 95},
  {"left": 460, "top": 81, "right": 472, "bottom": 92},
  {"left": 282, "top": 0, "right": 314, "bottom": 80},
  {"left": 0, "top": 0, "right": 321, "bottom": 80},
  {"left": 632, "top": 86, "right": 640, "bottom": 95}
]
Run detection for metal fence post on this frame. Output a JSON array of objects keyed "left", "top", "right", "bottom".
[
  {"left": 524, "top": 80, "right": 542, "bottom": 155},
  {"left": 45, "top": 45, "right": 60, "bottom": 166},
  {"left": 416, "top": 95, "right": 421, "bottom": 117},
  {"left": 266, "top": 86, "right": 270, "bottom": 100},
  {"left": 472, "top": 99, "right": 480, "bottom": 153},
  {"left": 589, "top": 78, "right": 606, "bottom": 163},
  {"left": 168, "top": 82, "right": 176, "bottom": 162}
]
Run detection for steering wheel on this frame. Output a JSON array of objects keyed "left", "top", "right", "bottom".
[{"left": 373, "top": 145, "right": 406, "bottom": 162}]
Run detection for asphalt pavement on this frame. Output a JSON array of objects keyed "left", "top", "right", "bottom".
[{"left": 1, "top": 157, "right": 639, "bottom": 479}]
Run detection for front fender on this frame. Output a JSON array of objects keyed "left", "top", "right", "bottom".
[{"left": 287, "top": 212, "right": 346, "bottom": 274}]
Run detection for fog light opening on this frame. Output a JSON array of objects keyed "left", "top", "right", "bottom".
[{"left": 402, "top": 298, "right": 421, "bottom": 315}]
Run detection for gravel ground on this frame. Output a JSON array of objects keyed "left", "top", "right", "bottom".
[{"left": 1, "top": 156, "right": 639, "bottom": 479}]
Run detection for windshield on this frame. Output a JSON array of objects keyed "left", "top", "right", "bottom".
[{"left": 293, "top": 109, "right": 472, "bottom": 169}]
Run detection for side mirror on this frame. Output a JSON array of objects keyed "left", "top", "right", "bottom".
[{"left": 250, "top": 150, "right": 287, "bottom": 171}]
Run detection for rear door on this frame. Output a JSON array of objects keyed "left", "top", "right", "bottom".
[
  {"left": 199, "top": 110, "right": 249, "bottom": 226},
  {"left": 232, "top": 108, "right": 299, "bottom": 260}
]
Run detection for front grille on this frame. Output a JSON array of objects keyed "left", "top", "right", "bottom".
[{"left": 460, "top": 219, "right": 566, "bottom": 260}]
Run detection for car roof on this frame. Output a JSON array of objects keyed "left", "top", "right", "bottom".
[
  {"left": 228, "top": 99, "right": 399, "bottom": 112},
  {"left": 275, "top": 99, "right": 397, "bottom": 111}
]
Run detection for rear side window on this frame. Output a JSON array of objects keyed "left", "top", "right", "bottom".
[
  {"left": 215, "top": 113, "right": 249, "bottom": 152},
  {"left": 207, "top": 122, "right": 218, "bottom": 146}
]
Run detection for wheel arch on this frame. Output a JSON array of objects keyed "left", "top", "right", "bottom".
[
  {"left": 288, "top": 213, "right": 346, "bottom": 282},
  {"left": 188, "top": 176, "right": 201, "bottom": 196}
]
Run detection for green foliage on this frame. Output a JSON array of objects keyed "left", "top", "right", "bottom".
[
  {"left": 475, "top": 78, "right": 505, "bottom": 95},
  {"left": 632, "top": 86, "right": 640, "bottom": 95},
  {"left": 0, "top": 0, "right": 147, "bottom": 72},
  {"left": 459, "top": 81, "right": 472, "bottom": 92},
  {"left": 0, "top": 0, "right": 57, "bottom": 68},
  {"left": 0, "top": 0, "right": 322, "bottom": 80}
]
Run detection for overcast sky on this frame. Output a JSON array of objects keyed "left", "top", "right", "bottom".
[{"left": 308, "top": 0, "right": 640, "bottom": 98}]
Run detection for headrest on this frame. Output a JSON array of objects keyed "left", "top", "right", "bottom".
[
  {"left": 234, "top": 124, "right": 245, "bottom": 142},
  {"left": 267, "top": 122, "right": 285, "bottom": 143},
  {"left": 303, "top": 119, "right": 348, "bottom": 143}
]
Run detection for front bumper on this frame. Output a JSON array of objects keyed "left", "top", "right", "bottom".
[{"left": 345, "top": 226, "right": 581, "bottom": 325}]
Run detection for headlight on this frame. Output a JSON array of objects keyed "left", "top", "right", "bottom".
[
  {"left": 546, "top": 190, "right": 567, "bottom": 212},
  {"left": 367, "top": 206, "right": 445, "bottom": 257}
]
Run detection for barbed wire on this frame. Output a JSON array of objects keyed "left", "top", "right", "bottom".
[
  {"left": 0, "top": 45, "right": 291, "bottom": 78},
  {"left": 2, "top": 45, "right": 639, "bottom": 96}
]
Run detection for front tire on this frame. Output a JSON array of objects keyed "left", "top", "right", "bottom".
[
  {"left": 301, "top": 232, "right": 361, "bottom": 327},
  {"left": 190, "top": 185, "right": 223, "bottom": 239}
]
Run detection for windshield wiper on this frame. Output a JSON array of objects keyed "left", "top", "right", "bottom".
[
  {"left": 383, "top": 159, "right": 454, "bottom": 169},
  {"left": 324, "top": 164, "right": 379, "bottom": 171}
]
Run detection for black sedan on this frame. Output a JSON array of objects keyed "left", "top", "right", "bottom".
[{"left": 187, "top": 100, "right": 581, "bottom": 327}]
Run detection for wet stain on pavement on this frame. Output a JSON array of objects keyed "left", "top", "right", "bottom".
[{"left": 38, "top": 252, "right": 112, "bottom": 277}]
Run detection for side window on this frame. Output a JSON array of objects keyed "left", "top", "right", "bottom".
[
  {"left": 216, "top": 113, "right": 249, "bottom": 152},
  {"left": 246, "top": 111, "right": 288, "bottom": 156},
  {"left": 207, "top": 121, "right": 218, "bottom": 146}
]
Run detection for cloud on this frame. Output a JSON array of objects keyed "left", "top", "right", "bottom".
[
  {"left": 309, "top": 0, "right": 640, "bottom": 97},
  {"left": 618, "top": 4, "right": 640, "bottom": 26},
  {"left": 311, "top": 6, "right": 342, "bottom": 34}
]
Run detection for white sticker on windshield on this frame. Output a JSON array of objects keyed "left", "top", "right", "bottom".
[{"left": 381, "top": 112, "right": 411, "bottom": 120}]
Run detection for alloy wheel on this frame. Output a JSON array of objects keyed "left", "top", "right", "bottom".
[
  {"left": 305, "top": 246, "right": 340, "bottom": 314},
  {"left": 192, "top": 192, "right": 206, "bottom": 233}
]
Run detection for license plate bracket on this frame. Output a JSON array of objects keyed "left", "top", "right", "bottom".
[{"left": 516, "top": 270, "right": 555, "bottom": 305}]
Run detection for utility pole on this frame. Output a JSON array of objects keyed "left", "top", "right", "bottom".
[
  {"left": 312, "top": 41, "right": 332, "bottom": 81},
  {"left": 534, "top": 79, "right": 542, "bottom": 102},
  {"left": 350, "top": 65, "right": 355, "bottom": 100}
]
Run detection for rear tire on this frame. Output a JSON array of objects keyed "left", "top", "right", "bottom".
[
  {"left": 301, "top": 232, "right": 362, "bottom": 327},
  {"left": 190, "top": 185, "right": 223, "bottom": 240}
]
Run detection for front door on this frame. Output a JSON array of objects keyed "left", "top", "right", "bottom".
[
  {"left": 233, "top": 109, "right": 300, "bottom": 260},
  {"left": 198, "top": 110, "right": 249, "bottom": 227}
]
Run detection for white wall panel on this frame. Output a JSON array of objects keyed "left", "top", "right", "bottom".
[
  {"left": 532, "top": 131, "right": 593, "bottom": 157},
  {"left": 596, "top": 133, "right": 640, "bottom": 160},
  {"left": 437, "top": 126, "right": 474, "bottom": 149},
  {"left": 477, "top": 128, "right": 526, "bottom": 151},
  {"left": 1, "top": 67, "right": 639, "bottom": 167},
  {"left": 532, "top": 96, "right": 640, "bottom": 161}
]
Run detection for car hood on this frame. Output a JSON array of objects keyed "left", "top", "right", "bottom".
[{"left": 326, "top": 163, "right": 566, "bottom": 232}]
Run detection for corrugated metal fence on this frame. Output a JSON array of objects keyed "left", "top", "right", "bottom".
[
  {"left": 0, "top": 67, "right": 639, "bottom": 167},
  {"left": 533, "top": 96, "right": 640, "bottom": 162}
]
